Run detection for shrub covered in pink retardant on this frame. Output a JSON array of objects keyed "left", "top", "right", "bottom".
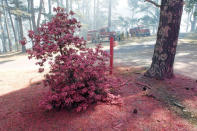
[{"left": 21, "top": 7, "right": 117, "bottom": 112}]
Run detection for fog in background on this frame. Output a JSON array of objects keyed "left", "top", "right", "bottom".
[{"left": 0, "top": 0, "right": 194, "bottom": 52}]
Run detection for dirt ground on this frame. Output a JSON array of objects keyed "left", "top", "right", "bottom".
[
  {"left": 0, "top": 36, "right": 197, "bottom": 130},
  {"left": 0, "top": 62, "right": 197, "bottom": 130}
]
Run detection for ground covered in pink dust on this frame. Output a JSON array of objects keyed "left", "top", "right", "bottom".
[{"left": 0, "top": 57, "right": 197, "bottom": 131}]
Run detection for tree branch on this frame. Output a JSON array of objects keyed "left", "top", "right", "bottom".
[{"left": 144, "top": 0, "right": 161, "bottom": 8}]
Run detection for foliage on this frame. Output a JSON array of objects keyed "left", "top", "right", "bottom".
[
  {"left": 21, "top": 7, "right": 118, "bottom": 112},
  {"left": 128, "top": 0, "right": 160, "bottom": 29},
  {"left": 185, "top": 0, "right": 197, "bottom": 13},
  {"left": 118, "top": 16, "right": 138, "bottom": 31}
]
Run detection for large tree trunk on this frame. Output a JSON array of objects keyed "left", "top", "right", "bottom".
[{"left": 144, "top": 0, "right": 183, "bottom": 80}]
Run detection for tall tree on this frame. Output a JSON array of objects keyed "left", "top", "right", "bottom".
[
  {"left": 2, "top": 0, "right": 12, "bottom": 52},
  {"left": 108, "top": 0, "right": 112, "bottom": 28},
  {"left": 185, "top": 0, "right": 197, "bottom": 32},
  {"left": 5, "top": 0, "right": 19, "bottom": 51},
  {"left": 27, "top": 0, "right": 32, "bottom": 31},
  {"left": 144, "top": 0, "right": 184, "bottom": 79},
  {"left": 14, "top": 0, "right": 26, "bottom": 52},
  {"left": 66, "top": 0, "right": 69, "bottom": 12},
  {"left": 0, "top": 14, "right": 7, "bottom": 53},
  {"left": 128, "top": 0, "right": 160, "bottom": 34},
  {"left": 30, "top": 0, "right": 37, "bottom": 32},
  {"left": 70, "top": 0, "right": 72, "bottom": 10},
  {"left": 37, "top": 0, "right": 44, "bottom": 28},
  {"left": 57, "top": 0, "right": 60, "bottom": 6},
  {"left": 48, "top": 0, "right": 52, "bottom": 14},
  {"left": 191, "top": 4, "right": 197, "bottom": 32},
  {"left": 93, "top": 0, "right": 96, "bottom": 29}
]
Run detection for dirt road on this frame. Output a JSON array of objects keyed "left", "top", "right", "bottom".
[
  {"left": 0, "top": 38, "right": 196, "bottom": 95},
  {"left": 98, "top": 38, "right": 197, "bottom": 79}
]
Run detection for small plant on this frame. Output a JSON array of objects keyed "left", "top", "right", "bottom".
[{"left": 21, "top": 7, "right": 118, "bottom": 112}]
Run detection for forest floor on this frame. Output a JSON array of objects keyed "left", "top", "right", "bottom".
[{"left": 0, "top": 35, "right": 197, "bottom": 130}]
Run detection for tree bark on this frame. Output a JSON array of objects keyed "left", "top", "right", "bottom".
[{"left": 144, "top": 0, "right": 184, "bottom": 80}]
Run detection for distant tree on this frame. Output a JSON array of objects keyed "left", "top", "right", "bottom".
[
  {"left": 2, "top": 0, "right": 12, "bottom": 52},
  {"left": 37, "top": 0, "right": 44, "bottom": 28},
  {"left": 5, "top": 0, "right": 19, "bottom": 51},
  {"left": 118, "top": 16, "right": 131, "bottom": 32},
  {"left": 0, "top": 13, "right": 7, "bottom": 53},
  {"left": 108, "top": 0, "right": 112, "bottom": 28},
  {"left": 128, "top": 0, "right": 160, "bottom": 33},
  {"left": 66, "top": 0, "right": 69, "bottom": 12},
  {"left": 144, "top": 0, "right": 184, "bottom": 79},
  {"left": 13, "top": 0, "right": 26, "bottom": 52},
  {"left": 48, "top": 0, "right": 52, "bottom": 14},
  {"left": 185, "top": 0, "right": 197, "bottom": 32},
  {"left": 70, "top": 0, "right": 72, "bottom": 10}
]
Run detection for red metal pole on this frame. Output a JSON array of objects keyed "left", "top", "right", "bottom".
[{"left": 110, "top": 36, "right": 114, "bottom": 75}]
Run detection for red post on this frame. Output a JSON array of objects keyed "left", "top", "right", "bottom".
[{"left": 110, "top": 37, "right": 114, "bottom": 75}]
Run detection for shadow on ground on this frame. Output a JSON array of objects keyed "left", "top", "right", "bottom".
[{"left": 0, "top": 67, "right": 196, "bottom": 130}]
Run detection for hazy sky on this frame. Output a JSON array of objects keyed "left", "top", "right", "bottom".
[{"left": 116, "top": 0, "right": 130, "bottom": 17}]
